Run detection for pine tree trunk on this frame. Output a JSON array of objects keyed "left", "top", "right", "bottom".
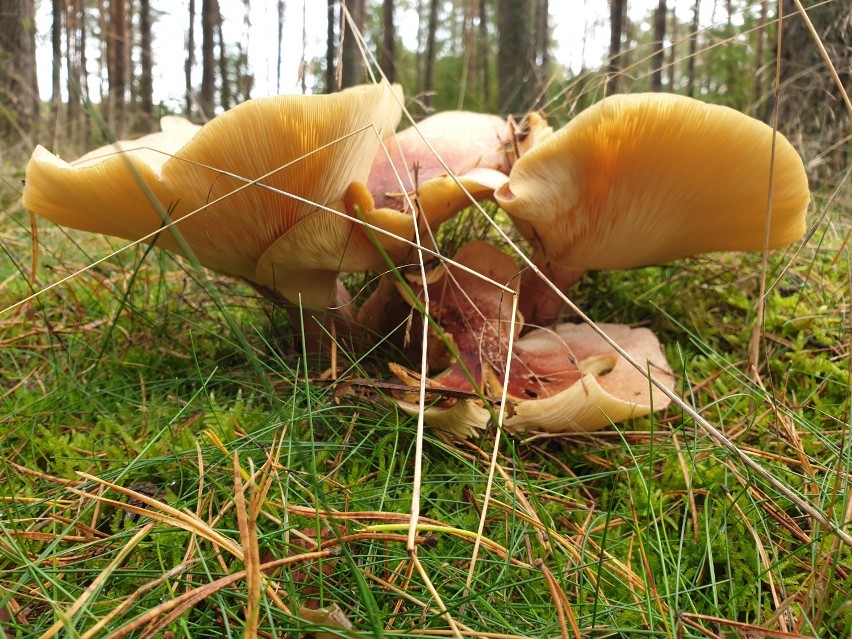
[
  {"left": 277, "top": 0, "right": 285, "bottom": 93},
  {"left": 751, "top": 0, "right": 767, "bottom": 116},
  {"left": 607, "top": 0, "right": 626, "bottom": 95},
  {"left": 185, "top": 0, "right": 195, "bottom": 114},
  {"left": 423, "top": 0, "right": 439, "bottom": 107},
  {"left": 51, "top": 0, "right": 62, "bottom": 109},
  {"left": 666, "top": 4, "right": 676, "bottom": 89},
  {"left": 534, "top": 0, "right": 549, "bottom": 103},
  {"left": 341, "top": 0, "right": 365, "bottom": 88},
  {"left": 686, "top": 0, "right": 700, "bottom": 97},
  {"left": 381, "top": 0, "right": 395, "bottom": 83},
  {"left": 139, "top": 0, "right": 154, "bottom": 128},
  {"left": 325, "top": 0, "right": 336, "bottom": 92},
  {"left": 107, "top": 0, "right": 127, "bottom": 136},
  {"left": 497, "top": 0, "right": 532, "bottom": 115},
  {"left": 199, "top": 0, "right": 217, "bottom": 117},
  {"left": 651, "top": 0, "right": 666, "bottom": 92},
  {"left": 217, "top": 2, "right": 230, "bottom": 111},
  {"left": 0, "top": 0, "right": 40, "bottom": 145},
  {"left": 478, "top": 0, "right": 490, "bottom": 106}
]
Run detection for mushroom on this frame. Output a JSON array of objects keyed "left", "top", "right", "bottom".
[
  {"left": 389, "top": 241, "right": 674, "bottom": 439},
  {"left": 22, "top": 82, "right": 411, "bottom": 311},
  {"left": 367, "top": 110, "right": 514, "bottom": 227},
  {"left": 357, "top": 110, "right": 532, "bottom": 335},
  {"left": 494, "top": 93, "right": 811, "bottom": 324}
]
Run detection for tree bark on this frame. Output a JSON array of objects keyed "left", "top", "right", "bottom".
[
  {"left": 216, "top": 1, "right": 230, "bottom": 110},
  {"left": 381, "top": 0, "right": 396, "bottom": 83},
  {"left": 51, "top": 0, "right": 62, "bottom": 109},
  {"left": 341, "top": 0, "right": 365, "bottom": 88},
  {"left": 185, "top": 0, "right": 195, "bottom": 114},
  {"left": 277, "top": 0, "right": 285, "bottom": 93},
  {"left": 650, "top": 0, "right": 666, "bottom": 92},
  {"left": 751, "top": 0, "right": 767, "bottom": 116},
  {"left": 325, "top": 0, "right": 336, "bottom": 91},
  {"left": 199, "top": 0, "right": 217, "bottom": 117},
  {"left": 0, "top": 0, "right": 40, "bottom": 145},
  {"left": 534, "top": 0, "right": 549, "bottom": 103},
  {"left": 686, "top": 0, "right": 700, "bottom": 97},
  {"left": 478, "top": 0, "right": 490, "bottom": 106},
  {"left": 607, "top": 0, "right": 627, "bottom": 95},
  {"left": 497, "top": 0, "right": 533, "bottom": 115},
  {"left": 139, "top": 0, "right": 154, "bottom": 128},
  {"left": 423, "top": 0, "right": 439, "bottom": 107},
  {"left": 107, "top": 0, "right": 127, "bottom": 136}
]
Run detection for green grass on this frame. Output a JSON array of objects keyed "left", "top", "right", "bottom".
[{"left": 1, "top": 177, "right": 851, "bottom": 638}]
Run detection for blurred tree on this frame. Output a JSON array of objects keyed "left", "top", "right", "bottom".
[
  {"left": 277, "top": 0, "right": 284, "bottom": 93},
  {"left": 607, "top": 0, "right": 627, "bottom": 95},
  {"left": 341, "top": 0, "right": 365, "bottom": 87},
  {"left": 497, "top": 0, "right": 533, "bottom": 114},
  {"left": 650, "top": 0, "right": 666, "bottom": 91},
  {"left": 185, "top": 0, "right": 195, "bottom": 114},
  {"left": 139, "top": 0, "right": 154, "bottom": 129},
  {"left": 381, "top": 0, "right": 395, "bottom": 82},
  {"left": 0, "top": 0, "right": 40, "bottom": 145},
  {"left": 199, "top": 0, "right": 217, "bottom": 117},
  {"left": 686, "top": 0, "right": 700, "bottom": 96},
  {"left": 778, "top": 0, "right": 851, "bottom": 175},
  {"left": 106, "top": 0, "right": 128, "bottom": 136},
  {"left": 326, "top": 0, "right": 336, "bottom": 91},
  {"left": 423, "top": 0, "right": 439, "bottom": 107}
]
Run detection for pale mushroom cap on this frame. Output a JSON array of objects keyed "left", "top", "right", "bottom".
[
  {"left": 23, "top": 83, "right": 404, "bottom": 307},
  {"left": 495, "top": 93, "right": 811, "bottom": 272},
  {"left": 504, "top": 323, "right": 675, "bottom": 433},
  {"left": 368, "top": 110, "right": 512, "bottom": 211}
]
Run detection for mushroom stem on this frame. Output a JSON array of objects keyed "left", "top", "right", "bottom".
[{"left": 520, "top": 265, "right": 585, "bottom": 327}]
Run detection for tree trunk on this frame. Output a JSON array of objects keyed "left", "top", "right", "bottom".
[
  {"left": 381, "top": 0, "right": 395, "bottom": 83},
  {"left": 423, "top": 0, "right": 439, "bottom": 107},
  {"left": 478, "top": 0, "right": 490, "bottom": 106},
  {"left": 0, "top": 0, "right": 40, "bottom": 145},
  {"left": 51, "top": 0, "right": 62, "bottom": 109},
  {"left": 325, "top": 0, "right": 336, "bottom": 92},
  {"left": 139, "top": 0, "right": 154, "bottom": 128},
  {"left": 650, "top": 0, "right": 666, "bottom": 92},
  {"left": 534, "top": 0, "right": 549, "bottom": 103},
  {"left": 778, "top": 0, "right": 851, "bottom": 176},
  {"left": 277, "top": 0, "right": 285, "bottom": 93},
  {"left": 686, "top": 0, "right": 700, "bottom": 97},
  {"left": 607, "top": 0, "right": 626, "bottom": 95},
  {"left": 185, "top": 0, "right": 195, "bottom": 114},
  {"left": 199, "top": 0, "right": 217, "bottom": 117},
  {"left": 497, "top": 0, "right": 533, "bottom": 115},
  {"left": 751, "top": 0, "right": 767, "bottom": 116},
  {"left": 107, "top": 0, "right": 127, "bottom": 136},
  {"left": 341, "top": 0, "right": 365, "bottom": 88},
  {"left": 666, "top": 3, "right": 676, "bottom": 89},
  {"left": 216, "top": 2, "right": 230, "bottom": 111}
]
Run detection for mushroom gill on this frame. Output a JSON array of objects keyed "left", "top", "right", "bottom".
[
  {"left": 494, "top": 93, "right": 811, "bottom": 324},
  {"left": 23, "top": 82, "right": 410, "bottom": 310}
]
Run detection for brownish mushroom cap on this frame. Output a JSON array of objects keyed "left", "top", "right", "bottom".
[
  {"left": 494, "top": 93, "right": 811, "bottom": 324},
  {"left": 23, "top": 82, "right": 410, "bottom": 310},
  {"left": 389, "top": 241, "right": 674, "bottom": 438}
]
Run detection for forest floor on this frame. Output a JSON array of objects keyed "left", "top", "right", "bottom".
[{"left": 0, "top": 162, "right": 850, "bottom": 638}]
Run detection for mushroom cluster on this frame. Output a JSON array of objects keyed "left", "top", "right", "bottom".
[{"left": 21, "top": 85, "right": 810, "bottom": 439}]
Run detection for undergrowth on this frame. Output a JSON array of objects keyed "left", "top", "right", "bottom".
[{"left": 0, "top": 178, "right": 850, "bottom": 638}]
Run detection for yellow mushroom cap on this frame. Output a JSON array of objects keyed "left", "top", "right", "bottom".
[
  {"left": 495, "top": 93, "right": 810, "bottom": 273},
  {"left": 23, "top": 82, "right": 408, "bottom": 309}
]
